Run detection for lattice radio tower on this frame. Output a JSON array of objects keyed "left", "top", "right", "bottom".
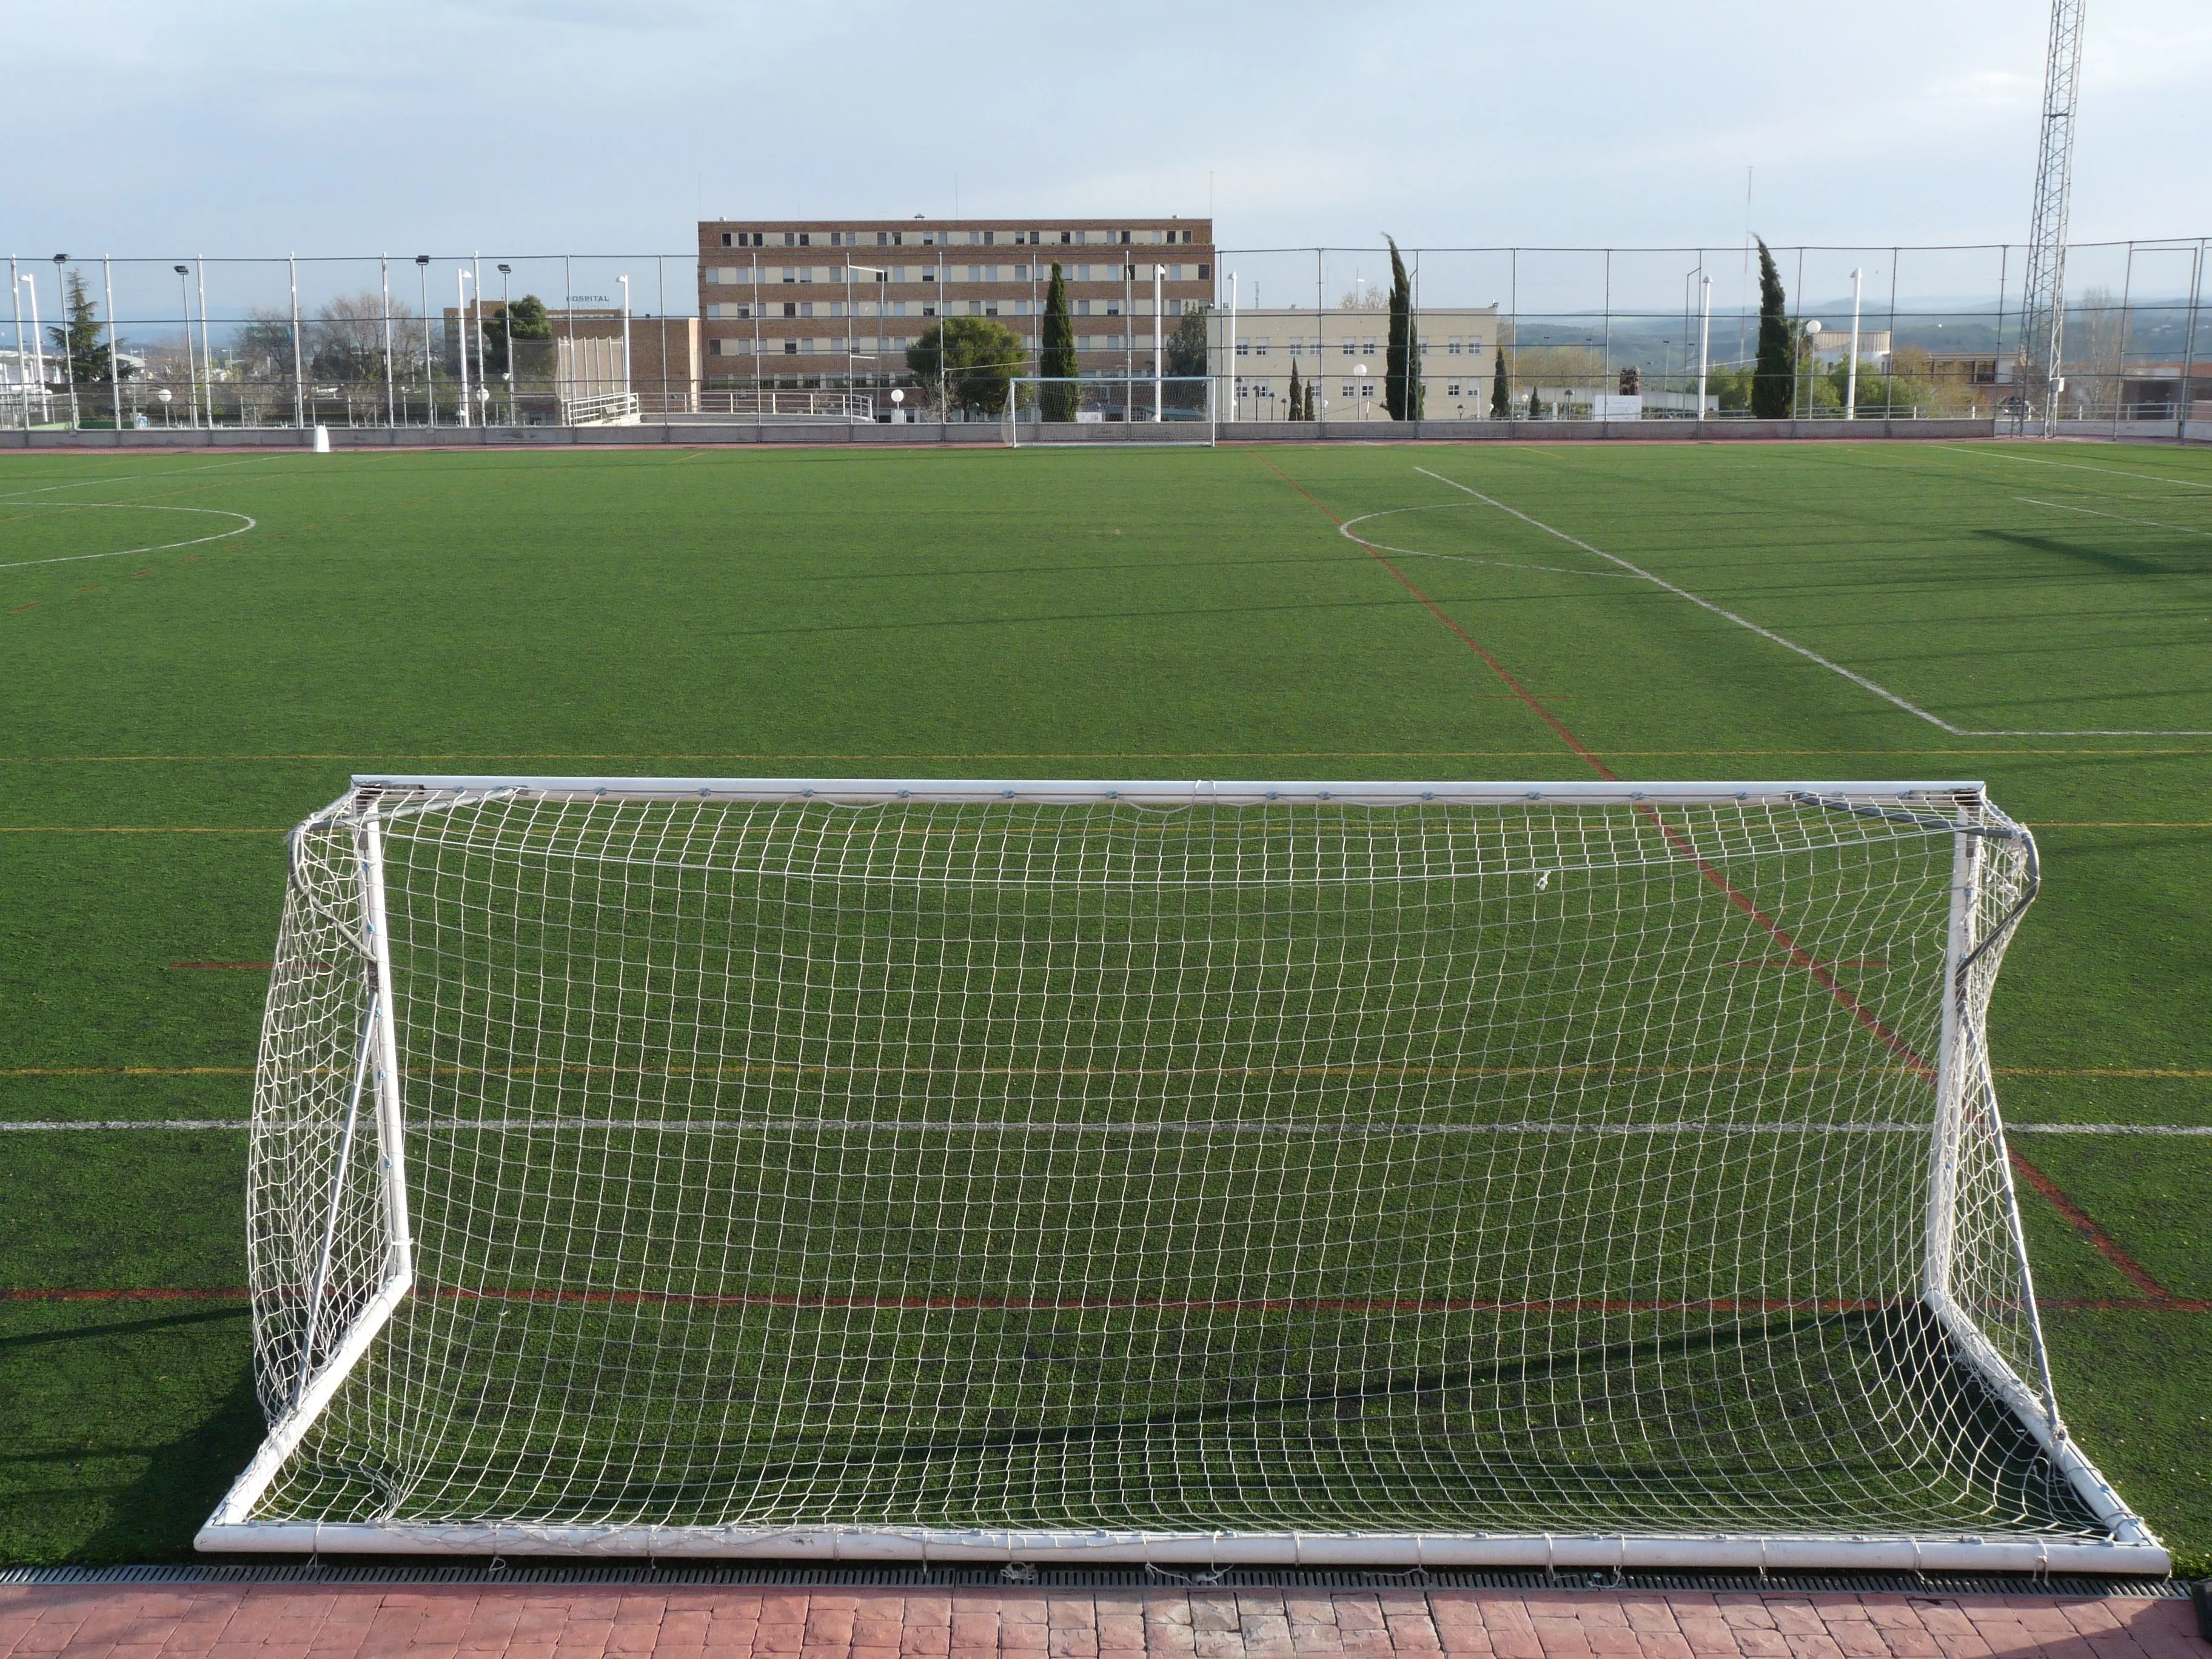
[{"left": 2019, "top": 0, "right": 2086, "bottom": 435}]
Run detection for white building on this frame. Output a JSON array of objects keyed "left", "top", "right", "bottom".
[
  {"left": 0, "top": 347, "right": 53, "bottom": 426},
  {"left": 1806, "top": 329, "right": 1892, "bottom": 370},
  {"left": 1210, "top": 305, "right": 1503, "bottom": 420}
]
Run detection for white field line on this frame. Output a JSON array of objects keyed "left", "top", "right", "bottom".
[
  {"left": 7, "top": 1116, "right": 2211, "bottom": 1136},
  {"left": 2016, "top": 495, "right": 2212, "bottom": 537},
  {"left": 0, "top": 452, "right": 311, "bottom": 503},
  {"left": 1407, "top": 466, "right": 2212, "bottom": 739},
  {"left": 0, "top": 503, "right": 257, "bottom": 571},
  {"left": 1940, "top": 445, "right": 2212, "bottom": 491}
]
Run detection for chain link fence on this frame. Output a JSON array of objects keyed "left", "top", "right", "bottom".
[{"left": 4, "top": 240, "right": 2205, "bottom": 435}]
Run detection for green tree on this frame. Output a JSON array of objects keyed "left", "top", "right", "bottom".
[
  {"left": 1164, "top": 304, "right": 1208, "bottom": 378},
  {"left": 1288, "top": 360, "right": 1305, "bottom": 421},
  {"left": 485, "top": 295, "right": 552, "bottom": 376},
  {"left": 47, "top": 267, "right": 123, "bottom": 387},
  {"left": 907, "top": 317, "right": 1027, "bottom": 417},
  {"left": 1383, "top": 236, "right": 1423, "bottom": 420},
  {"left": 1527, "top": 383, "right": 1541, "bottom": 420},
  {"left": 1039, "top": 264, "right": 1078, "bottom": 420},
  {"left": 1490, "top": 345, "right": 1510, "bottom": 418},
  {"left": 1751, "top": 238, "right": 1794, "bottom": 420}
]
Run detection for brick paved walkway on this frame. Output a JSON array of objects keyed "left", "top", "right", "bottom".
[{"left": 1, "top": 1586, "right": 2202, "bottom": 1659}]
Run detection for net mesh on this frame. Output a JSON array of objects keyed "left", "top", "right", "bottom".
[{"left": 237, "top": 785, "right": 2095, "bottom": 1546}]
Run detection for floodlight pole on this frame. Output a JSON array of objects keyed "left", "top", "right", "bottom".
[
  {"left": 175, "top": 266, "right": 198, "bottom": 429},
  {"left": 456, "top": 269, "right": 474, "bottom": 426},
  {"left": 53, "top": 256, "right": 79, "bottom": 430},
  {"left": 498, "top": 264, "right": 513, "bottom": 424},
  {"left": 415, "top": 256, "right": 433, "bottom": 426},
  {"left": 1845, "top": 267, "right": 1864, "bottom": 421},
  {"left": 102, "top": 256, "right": 121, "bottom": 432},
  {"left": 1694, "top": 275, "right": 1712, "bottom": 423},
  {"left": 1153, "top": 263, "right": 1164, "bottom": 423}
]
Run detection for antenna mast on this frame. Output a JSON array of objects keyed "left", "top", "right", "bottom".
[{"left": 2019, "top": 0, "right": 2086, "bottom": 435}]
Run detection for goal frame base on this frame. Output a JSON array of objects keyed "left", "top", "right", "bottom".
[{"left": 192, "top": 1521, "right": 2168, "bottom": 1575}]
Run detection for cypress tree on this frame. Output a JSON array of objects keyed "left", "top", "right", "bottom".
[
  {"left": 1383, "top": 236, "right": 1422, "bottom": 420},
  {"left": 48, "top": 268, "right": 120, "bottom": 387},
  {"left": 1288, "top": 360, "right": 1304, "bottom": 421},
  {"left": 1490, "top": 345, "right": 1510, "bottom": 419},
  {"left": 1040, "top": 263, "right": 1078, "bottom": 420},
  {"left": 1527, "top": 383, "right": 1541, "bottom": 420},
  {"left": 1751, "top": 238, "right": 1794, "bottom": 420}
]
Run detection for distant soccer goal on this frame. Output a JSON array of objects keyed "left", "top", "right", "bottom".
[
  {"left": 1004, "top": 375, "right": 1215, "bottom": 445},
  {"left": 199, "top": 777, "right": 2163, "bottom": 1571}
]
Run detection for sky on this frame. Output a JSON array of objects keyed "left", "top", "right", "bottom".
[{"left": 12, "top": 0, "right": 2211, "bottom": 303}]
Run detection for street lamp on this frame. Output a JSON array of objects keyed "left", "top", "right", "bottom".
[
  {"left": 53, "top": 255, "right": 79, "bottom": 429},
  {"left": 173, "top": 265, "right": 199, "bottom": 429},
  {"left": 497, "top": 264, "right": 514, "bottom": 423},
  {"left": 414, "top": 255, "right": 433, "bottom": 426},
  {"left": 158, "top": 386, "right": 172, "bottom": 427},
  {"left": 457, "top": 268, "right": 475, "bottom": 426},
  {"left": 1354, "top": 361, "right": 1368, "bottom": 420},
  {"left": 890, "top": 386, "right": 905, "bottom": 425}
]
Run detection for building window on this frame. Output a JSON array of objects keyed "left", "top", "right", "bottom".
[
  {"left": 1364, "top": 340, "right": 1377, "bottom": 355},
  {"left": 1448, "top": 338, "right": 1463, "bottom": 355},
  {"left": 1341, "top": 384, "right": 1354, "bottom": 397},
  {"left": 1447, "top": 383, "right": 1461, "bottom": 397},
  {"left": 783, "top": 340, "right": 799, "bottom": 354},
  {"left": 920, "top": 270, "right": 934, "bottom": 283},
  {"left": 922, "top": 303, "right": 936, "bottom": 317},
  {"left": 1342, "top": 340, "right": 1357, "bottom": 356},
  {"left": 783, "top": 302, "right": 797, "bottom": 317},
  {"left": 720, "top": 233, "right": 734, "bottom": 247},
  {"left": 1235, "top": 340, "right": 1248, "bottom": 356},
  {"left": 1059, "top": 230, "right": 1072, "bottom": 243},
  {"left": 1198, "top": 263, "right": 1210, "bottom": 280}
]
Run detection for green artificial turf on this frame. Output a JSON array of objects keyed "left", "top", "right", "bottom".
[{"left": 1, "top": 438, "right": 2207, "bottom": 1566}]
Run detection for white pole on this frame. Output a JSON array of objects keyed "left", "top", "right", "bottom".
[
  {"left": 456, "top": 269, "right": 473, "bottom": 426},
  {"left": 174, "top": 266, "right": 196, "bottom": 428},
  {"left": 1227, "top": 271, "right": 1238, "bottom": 424},
  {"left": 53, "top": 260, "right": 79, "bottom": 430},
  {"left": 289, "top": 253, "right": 305, "bottom": 429},
  {"left": 8, "top": 257, "right": 25, "bottom": 428},
  {"left": 471, "top": 252, "right": 486, "bottom": 423},
  {"left": 1697, "top": 275, "right": 1712, "bottom": 423},
  {"left": 195, "top": 258, "right": 212, "bottom": 428},
  {"left": 417, "top": 258, "right": 434, "bottom": 426},
  {"left": 380, "top": 256, "right": 394, "bottom": 427},
  {"left": 20, "top": 276, "right": 45, "bottom": 425},
  {"left": 1153, "top": 263, "right": 1164, "bottom": 423},
  {"left": 103, "top": 256, "right": 122, "bottom": 432},
  {"left": 1845, "top": 266, "right": 1863, "bottom": 421},
  {"left": 618, "top": 274, "right": 632, "bottom": 414}
]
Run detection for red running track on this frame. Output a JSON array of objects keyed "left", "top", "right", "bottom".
[{"left": 1, "top": 1583, "right": 2200, "bottom": 1659}]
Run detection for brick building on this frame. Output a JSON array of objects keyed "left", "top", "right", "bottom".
[{"left": 697, "top": 218, "right": 1215, "bottom": 398}]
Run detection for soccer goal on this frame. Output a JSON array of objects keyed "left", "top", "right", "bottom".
[
  {"left": 199, "top": 777, "right": 2163, "bottom": 1571},
  {"left": 1004, "top": 375, "right": 1216, "bottom": 446}
]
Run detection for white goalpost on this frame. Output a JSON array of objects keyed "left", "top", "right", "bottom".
[
  {"left": 199, "top": 777, "right": 2165, "bottom": 1572},
  {"left": 1004, "top": 376, "right": 1216, "bottom": 446}
]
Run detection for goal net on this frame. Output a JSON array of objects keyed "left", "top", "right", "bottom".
[
  {"left": 200, "top": 777, "right": 2162, "bottom": 1570},
  {"left": 1004, "top": 375, "right": 1215, "bottom": 444}
]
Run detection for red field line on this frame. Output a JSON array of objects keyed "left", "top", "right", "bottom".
[
  {"left": 1261, "top": 457, "right": 1932, "bottom": 1079},
  {"left": 1, "top": 1287, "right": 250, "bottom": 1302},
  {"left": 2005, "top": 1146, "right": 2192, "bottom": 1306}
]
